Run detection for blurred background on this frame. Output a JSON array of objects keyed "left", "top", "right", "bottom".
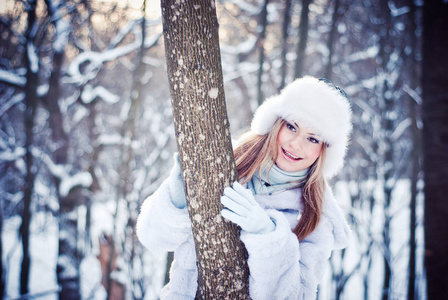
[{"left": 0, "top": 0, "right": 428, "bottom": 299}]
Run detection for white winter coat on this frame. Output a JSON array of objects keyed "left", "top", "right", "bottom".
[{"left": 136, "top": 177, "right": 350, "bottom": 300}]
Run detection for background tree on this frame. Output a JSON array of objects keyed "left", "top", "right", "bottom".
[
  {"left": 0, "top": 0, "right": 428, "bottom": 299},
  {"left": 294, "top": 0, "right": 311, "bottom": 79},
  {"left": 422, "top": 1, "right": 448, "bottom": 299},
  {"left": 160, "top": 0, "right": 250, "bottom": 298},
  {"left": 20, "top": 0, "right": 38, "bottom": 294}
]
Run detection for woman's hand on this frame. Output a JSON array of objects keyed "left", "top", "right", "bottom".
[{"left": 221, "top": 181, "right": 275, "bottom": 234}]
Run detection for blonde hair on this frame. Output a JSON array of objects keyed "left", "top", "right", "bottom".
[{"left": 234, "top": 119, "right": 326, "bottom": 240}]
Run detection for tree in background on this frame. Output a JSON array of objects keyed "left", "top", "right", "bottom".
[
  {"left": 0, "top": 0, "right": 168, "bottom": 298},
  {"left": 0, "top": 0, "right": 429, "bottom": 299},
  {"left": 20, "top": 0, "right": 38, "bottom": 295},
  {"left": 294, "top": 0, "right": 311, "bottom": 79},
  {"left": 422, "top": 1, "right": 448, "bottom": 299},
  {"left": 160, "top": 0, "right": 250, "bottom": 298}
]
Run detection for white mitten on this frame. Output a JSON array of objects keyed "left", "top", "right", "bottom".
[{"left": 221, "top": 181, "right": 275, "bottom": 234}]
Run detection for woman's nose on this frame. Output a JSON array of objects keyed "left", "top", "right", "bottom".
[{"left": 290, "top": 136, "right": 303, "bottom": 150}]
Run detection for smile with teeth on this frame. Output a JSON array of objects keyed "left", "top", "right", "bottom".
[{"left": 282, "top": 148, "right": 302, "bottom": 161}]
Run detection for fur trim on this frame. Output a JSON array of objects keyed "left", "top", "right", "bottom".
[{"left": 251, "top": 76, "right": 352, "bottom": 178}]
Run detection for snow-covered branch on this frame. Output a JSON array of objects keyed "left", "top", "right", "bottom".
[
  {"left": 67, "top": 27, "right": 142, "bottom": 85},
  {"left": 81, "top": 84, "right": 120, "bottom": 104},
  {"left": 0, "top": 69, "right": 26, "bottom": 87},
  {"left": 403, "top": 83, "right": 422, "bottom": 105},
  {"left": 0, "top": 92, "right": 24, "bottom": 117},
  {"left": 390, "top": 118, "right": 411, "bottom": 141},
  {"left": 0, "top": 147, "right": 25, "bottom": 162},
  {"left": 27, "top": 41, "right": 39, "bottom": 74},
  {"left": 31, "top": 147, "right": 92, "bottom": 197}
]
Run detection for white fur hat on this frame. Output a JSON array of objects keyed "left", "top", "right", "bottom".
[{"left": 251, "top": 76, "right": 352, "bottom": 178}]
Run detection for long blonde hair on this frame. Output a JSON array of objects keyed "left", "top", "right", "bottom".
[{"left": 233, "top": 119, "right": 326, "bottom": 240}]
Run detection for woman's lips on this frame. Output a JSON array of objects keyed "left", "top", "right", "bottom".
[{"left": 282, "top": 147, "right": 302, "bottom": 161}]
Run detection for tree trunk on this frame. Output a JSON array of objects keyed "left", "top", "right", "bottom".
[
  {"left": 378, "top": 4, "right": 393, "bottom": 299},
  {"left": 407, "top": 1, "right": 421, "bottom": 299},
  {"left": 294, "top": 0, "right": 311, "bottom": 79},
  {"left": 57, "top": 189, "right": 82, "bottom": 300},
  {"left": 20, "top": 0, "right": 38, "bottom": 294},
  {"left": 109, "top": 5, "right": 147, "bottom": 298},
  {"left": 279, "top": 0, "right": 292, "bottom": 91},
  {"left": 160, "top": 0, "right": 250, "bottom": 298},
  {"left": 324, "top": 0, "right": 341, "bottom": 79},
  {"left": 256, "top": 0, "right": 270, "bottom": 105},
  {"left": 1, "top": 193, "right": 4, "bottom": 299},
  {"left": 422, "top": 1, "right": 448, "bottom": 299},
  {"left": 41, "top": 3, "right": 83, "bottom": 298}
]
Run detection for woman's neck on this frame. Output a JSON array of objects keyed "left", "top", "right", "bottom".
[{"left": 247, "top": 163, "right": 309, "bottom": 195}]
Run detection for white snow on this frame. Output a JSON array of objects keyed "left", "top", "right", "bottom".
[
  {"left": 68, "top": 27, "right": 141, "bottom": 84},
  {"left": 27, "top": 42, "right": 39, "bottom": 74},
  {"left": 0, "top": 69, "right": 26, "bottom": 87},
  {"left": 208, "top": 87, "right": 219, "bottom": 99},
  {"left": 81, "top": 85, "right": 120, "bottom": 104},
  {"left": 59, "top": 172, "right": 93, "bottom": 198},
  {"left": 54, "top": 19, "right": 70, "bottom": 53},
  {"left": 3, "top": 214, "right": 59, "bottom": 300},
  {"left": 32, "top": 147, "right": 93, "bottom": 197},
  {"left": 0, "top": 147, "right": 25, "bottom": 161}
]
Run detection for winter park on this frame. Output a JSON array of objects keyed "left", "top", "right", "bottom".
[{"left": 1, "top": 0, "right": 447, "bottom": 299}]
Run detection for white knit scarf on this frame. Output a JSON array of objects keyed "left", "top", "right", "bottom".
[{"left": 247, "top": 163, "right": 309, "bottom": 195}]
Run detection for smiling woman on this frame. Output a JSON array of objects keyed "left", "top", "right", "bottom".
[
  {"left": 276, "top": 121, "right": 323, "bottom": 173},
  {"left": 137, "top": 76, "right": 353, "bottom": 299}
]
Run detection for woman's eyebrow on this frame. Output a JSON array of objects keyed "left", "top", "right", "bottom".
[{"left": 307, "top": 132, "right": 322, "bottom": 139}]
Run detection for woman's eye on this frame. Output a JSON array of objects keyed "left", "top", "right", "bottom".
[
  {"left": 308, "top": 137, "right": 320, "bottom": 144},
  {"left": 286, "top": 123, "right": 296, "bottom": 132}
]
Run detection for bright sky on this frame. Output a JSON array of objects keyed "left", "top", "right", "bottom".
[{"left": 0, "top": 0, "right": 161, "bottom": 18}]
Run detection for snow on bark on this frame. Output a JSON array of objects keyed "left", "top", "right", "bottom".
[{"left": 161, "top": 0, "right": 250, "bottom": 298}]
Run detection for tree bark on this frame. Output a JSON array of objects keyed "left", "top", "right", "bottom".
[
  {"left": 324, "top": 0, "right": 341, "bottom": 79},
  {"left": 160, "top": 0, "right": 250, "bottom": 298},
  {"left": 1, "top": 198, "right": 3, "bottom": 300},
  {"left": 407, "top": 1, "right": 421, "bottom": 299},
  {"left": 377, "top": 4, "right": 394, "bottom": 300},
  {"left": 279, "top": 0, "right": 292, "bottom": 91},
  {"left": 294, "top": 0, "right": 311, "bottom": 79},
  {"left": 256, "top": 0, "right": 270, "bottom": 105},
  {"left": 109, "top": 5, "right": 147, "bottom": 298},
  {"left": 422, "top": 1, "right": 448, "bottom": 299},
  {"left": 20, "top": 0, "right": 38, "bottom": 294},
  {"left": 42, "top": 2, "right": 83, "bottom": 298}
]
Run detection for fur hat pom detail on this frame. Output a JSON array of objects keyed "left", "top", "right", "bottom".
[{"left": 250, "top": 76, "right": 352, "bottom": 178}]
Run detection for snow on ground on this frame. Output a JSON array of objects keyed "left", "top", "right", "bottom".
[
  {"left": 2, "top": 179, "right": 425, "bottom": 299},
  {"left": 3, "top": 201, "right": 167, "bottom": 300},
  {"left": 3, "top": 213, "right": 58, "bottom": 300}
]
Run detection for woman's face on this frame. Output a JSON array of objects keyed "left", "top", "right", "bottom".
[{"left": 275, "top": 121, "right": 323, "bottom": 172}]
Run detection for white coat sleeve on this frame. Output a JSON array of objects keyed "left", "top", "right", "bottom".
[
  {"left": 240, "top": 210, "right": 302, "bottom": 300},
  {"left": 136, "top": 178, "right": 192, "bottom": 253},
  {"left": 241, "top": 202, "right": 350, "bottom": 299}
]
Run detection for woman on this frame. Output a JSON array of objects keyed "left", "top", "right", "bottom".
[{"left": 136, "top": 76, "right": 352, "bottom": 299}]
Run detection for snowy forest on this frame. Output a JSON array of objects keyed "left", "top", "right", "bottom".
[{"left": 1, "top": 0, "right": 447, "bottom": 299}]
